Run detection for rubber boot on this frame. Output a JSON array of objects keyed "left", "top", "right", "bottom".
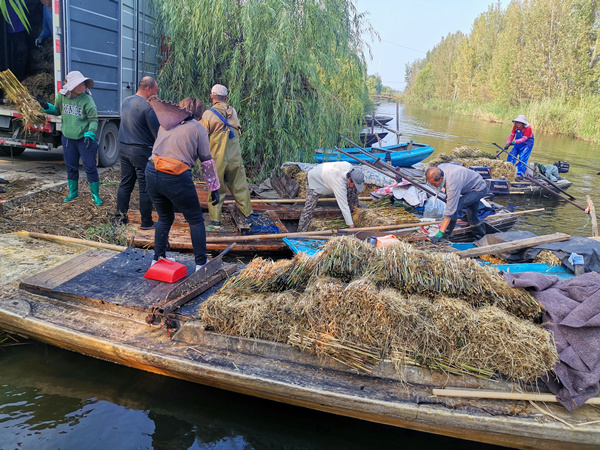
[
  {"left": 64, "top": 179, "right": 79, "bottom": 202},
  {"left": 90, "top": 181, "right": 103, "bottom": 205},
  {"left": 472, "top": 222, "right": 486, "bottom": 240}
]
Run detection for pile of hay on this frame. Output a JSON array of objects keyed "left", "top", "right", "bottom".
[
  {"left": 534, "top": 250, "right": 562, "bottom": 266},
  {"left": 365, "top": 241, "right": 542, "bottom": 320},
  {"left": 352, "top": 206, "right": 417, "bottom": 228},
  {"left": 202, "top": 273, "right": 557, "bottom": 381},
  {"left": 308, "top": 216, "right": 347, "bottom": 231},
  {"left": 21, "top": 72, "right": 55, "bottom": 104},
  {"left": 426, "top": 146, "right": 517, "bottom": 181},
  {"left": 0, "top": 69, "right": 46, "bottom": 128}
]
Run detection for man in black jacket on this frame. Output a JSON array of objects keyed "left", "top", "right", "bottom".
[{"left": 112, "top": 77, "right": 160, "bottom": 229}]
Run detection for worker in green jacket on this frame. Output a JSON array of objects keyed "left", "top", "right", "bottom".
[
  {"left": 36, "top": 71, "right": 102, "bottom": 205},
  {"left": 200, "top": 84, "right": 256, "bottom": 230}
]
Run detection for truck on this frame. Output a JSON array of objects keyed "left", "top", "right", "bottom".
[{"left": 0, "top": 0, "right": 158, "bottom": 167}]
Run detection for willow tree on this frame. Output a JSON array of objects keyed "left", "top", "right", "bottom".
[{"left": 152, "top": 0, "right": 372, "bottom": 179}]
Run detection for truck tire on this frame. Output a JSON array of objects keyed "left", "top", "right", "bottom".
[
  {"left": 0, "top": 147, "right": 26, "bottom": 157},
  {"left": 97, "top": 122, "right": 120, "bottom": 167}
]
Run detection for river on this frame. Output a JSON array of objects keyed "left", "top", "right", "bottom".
[
  {"left": 374, "top": 102, "right": 600, "bottom": 237},
  {"left": 3, "top": 103, "right": 594, "bottom": 449}
]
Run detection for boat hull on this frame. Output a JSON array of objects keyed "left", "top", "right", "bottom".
[
  {"left": 316, "top": 143, "right": 434, "bottom": 167},
  {"left": 1, "top": 289, "right": 598, "bottom": 449}
]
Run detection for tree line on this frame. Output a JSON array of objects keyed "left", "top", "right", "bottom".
[{"left": 403, "top": 0, "right": 600, "bottom": 140}]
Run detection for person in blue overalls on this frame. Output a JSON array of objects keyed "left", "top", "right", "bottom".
[{"left": 504, "top": 114, "right": 534, "bottom": 177}]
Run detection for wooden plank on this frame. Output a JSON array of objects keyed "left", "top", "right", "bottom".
[
  {"left": 433, "top": 388, "right": 600, "bottom": 405},
  {"left": 456, "top": 232, "right": 571, "bottom": 258},
  {"left": 19, "top": 250, "right": 116, "bottom": 292}
]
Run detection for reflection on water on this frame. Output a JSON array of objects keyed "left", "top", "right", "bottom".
[
  {"left": 0, "top": 344, "right": 506, "bottom": 450},
  {"left": 375, "top": 103, "right": 600, "bottom": 236}
]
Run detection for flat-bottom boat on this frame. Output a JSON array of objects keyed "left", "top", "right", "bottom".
[{"left": 0, "top": 247, "right": 598, "bottom": 449}]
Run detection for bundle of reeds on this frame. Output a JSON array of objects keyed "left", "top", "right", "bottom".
[
  {"left": 200, "top": 276, "right": 558, "bottom": 382},
  {"left": 314, "top": 236, "right": 374, "bottom": 282},
  {"left": 0, "top": 69, "right": 46, "bottom": 128},
  {"left": 426, "top": 146, "right": 517, "bottom": 181},
  {"left": 352, "top": 206, "right": 417, "bottom": 228},
  {"left": 534, "top": 250, "right": 562, "bottom": 266},
  {"left": 219, "top": 252, "right": 317, "bottom": 295},
  {"left": 308, "top": 216, "right": 347, "bottom": 231},
  {"left": 201, "top": 291, "right": 296, "bottom": 343},
  {"left": 369, "top": 196, "right": 394, "bottom": 208},
  {"left": 365, "top": 241, "right": 542, "bottom": 320}
]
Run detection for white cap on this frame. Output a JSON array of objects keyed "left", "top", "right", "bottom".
[{"left": 211, "top": 84, "right": 228, "bottom": 97}]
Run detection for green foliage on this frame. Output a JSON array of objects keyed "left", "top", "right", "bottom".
[
  {"left": 152, "top": 0, "right": 372, "bottom": 180},
  {"left": 1, "top": 0, "right": 29, "bottom": 32},
  {"left": 367, "top": 74, "right": 383, "bottom": 95},
  {"left": 405, "top": 0, "right": 600, "bottom": 106},
  {"left": 84, "top": 224, "right": 129, "bottom": 247}
]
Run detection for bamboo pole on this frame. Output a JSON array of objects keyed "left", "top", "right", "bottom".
[
  {"left": 586, "top": 195, "right": 598, "bottom": 237},
  {"left": 222, "top": 197, "right": 373, "bottom": 205},
  {"left": 432, "top": 388, "right": 600, "bottom": 405},
  {"left": 17, "top": 231, "right": 127, "bottom": 251},
  {"left": 204, "top": 208, "right": 546, "bottom": 244}
]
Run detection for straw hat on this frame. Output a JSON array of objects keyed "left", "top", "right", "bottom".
[
  {"left": 147, "top": 96, "right": 192, "bottom": 131},
  {"left": 512, "top": 114, "right": 529, "bottom": 127},
  {"left": 59, "top": 71, "right": 94, "bottom": 96}
]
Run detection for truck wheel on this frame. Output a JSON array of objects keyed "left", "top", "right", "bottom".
[
  {"left": 97, "top": 122, "right": 120, "bottom": 167},
  {"left": 0, "top": 147, "right": 25, "bottom": 157}
]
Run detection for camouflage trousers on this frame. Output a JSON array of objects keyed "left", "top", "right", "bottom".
[{"left": 297, "top": 188, "right": 320, "bottom": 232}]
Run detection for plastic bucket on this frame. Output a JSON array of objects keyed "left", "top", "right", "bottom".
[{"left": 144, "top": 258, "right": 187, "bottom": 283}]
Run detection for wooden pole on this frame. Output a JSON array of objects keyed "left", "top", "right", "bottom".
[
  {"left": 204, "top": 208, "right": 546, "bottom": 244},
  {"left": 586, "top": 195, "right": 598, "bottom": 237},
  {"left": 223, "top": 197, "right": 373, "bottom": 205},
  {"left": 17, "top": 231, "right": 127, "bottom": 251},
  {"left": 396, "top": 102, "right": 400, "bottom": 145},
  {"left": 432, "top": 388, "right": 600, "bottom": 405}
]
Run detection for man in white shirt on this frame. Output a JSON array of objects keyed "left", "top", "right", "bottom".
[{"left": 297, "top": 162, "right": 364, "bottom": 232}]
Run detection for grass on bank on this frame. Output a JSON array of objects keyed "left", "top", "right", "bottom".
[{"left": 400, "top": 94, "right": 600, "bottom": 143}]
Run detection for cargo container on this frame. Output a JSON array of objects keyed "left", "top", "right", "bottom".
[{"left": 0, "top": 0, "right": 158, "bottom": 167}]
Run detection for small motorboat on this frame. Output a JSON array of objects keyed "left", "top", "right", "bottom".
[{"left": 316, "top": 142, "right": 434, "bottom": 167}]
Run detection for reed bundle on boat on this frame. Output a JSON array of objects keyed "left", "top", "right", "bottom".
[
  {"left": 534, "top": 250, "right": 562, "bottom": 266},
  {"left": 201, "top": 275, "right": 557, "bottom": 381},
  {"left": 366, "top": 241, "right": 542, "bottom": 320},
  {"left": 427, "top": 146, "right": 517, "bottom": 181},
  {"left": 0, "top": 69, "right": 46, "bottom": 128},
  {"left": 352, "top": 206, "right": 417, "bottom": 228}
]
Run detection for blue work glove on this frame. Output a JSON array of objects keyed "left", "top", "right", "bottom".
[
  {"left": 503, "top": 145, "right": 509, "bottom": 151},
  {"left": 83, "top": 131, "right": 96, "bottom": 149},
  {"left": 210, "top": 190, "right": 220, "bottom": 206},
  {"left": 510, "top": 140, "right": 516, "bottom": 146},
  {"left": 568, "top": 252, "right": 584, "bottom": 266}
]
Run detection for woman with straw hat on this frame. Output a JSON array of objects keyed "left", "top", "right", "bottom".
[
  {"left": 36, "top": 70, "right": 102, "bottom": 205},
  {"left": 504, "top": 114, "right": 534, "bottom": 178}
]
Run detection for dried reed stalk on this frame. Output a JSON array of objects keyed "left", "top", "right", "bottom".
[{"left": 0, "top": 69, "right": 46, "bottom": 128}]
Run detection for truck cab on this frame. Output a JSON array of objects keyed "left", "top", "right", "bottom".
[{"left": 0, "top": 0, "right": 158, "bottom": 167}]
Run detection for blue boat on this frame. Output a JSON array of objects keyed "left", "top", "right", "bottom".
[{"left": 315, "top": 142, "right": 435, "bottom": 167}]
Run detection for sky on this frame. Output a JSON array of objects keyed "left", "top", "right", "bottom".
[{"left": 354, "top": 0, "right": 510, "bottom": 91}]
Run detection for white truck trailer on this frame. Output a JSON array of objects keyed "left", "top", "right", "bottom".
[{"left": 0, "top": 0, "right": 158, "bottom": 167}]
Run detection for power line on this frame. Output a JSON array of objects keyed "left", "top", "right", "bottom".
[{"left": 380, "top": 39, "right": 427, "bottom": 54}]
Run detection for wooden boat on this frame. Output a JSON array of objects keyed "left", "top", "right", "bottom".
[
  {"left": 125, "top": 184, "right": 344, "bottom": 255},
  {"left": 315, "top": 142, "right": 434, "bottom": 167},
  {"left": 359, "top": 132, "right": 387, "bottom": 147},
  {"left": 363, "top": 115, "right": 393, "bottom": 126},
  {"left": 487, "top": 177, "right": 573, "bottom": 196},
  {"left": 1, "top": 249, "right": 599, "bottom": 449}
]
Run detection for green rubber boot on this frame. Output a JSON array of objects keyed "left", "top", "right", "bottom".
[
  {"left": 90, "top": 181, "right": 103, "bottom": 205},
  {"left": 64, "top": 179, "right": 79, "bottom": 202}
]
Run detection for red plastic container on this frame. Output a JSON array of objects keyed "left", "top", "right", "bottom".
[{"left": 144, "top": 258, "right": 188, "bottom": 283}]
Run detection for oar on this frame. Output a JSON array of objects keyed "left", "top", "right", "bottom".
[
  {"left": 337, "top": 135, "right": 446, "bottom": 201},
  {"left": 524, "top": 175, "right": 600, "bottom": 220},
  {"left": 491, "top": 142, "right": 576, "bottom": 200}
]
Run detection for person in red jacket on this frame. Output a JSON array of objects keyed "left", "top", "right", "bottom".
[{"left": 504, "top": 114, "right": 534, "bottom": 177}]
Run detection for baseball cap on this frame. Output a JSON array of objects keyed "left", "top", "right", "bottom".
[
  {"left": 211, "top": 84, "right": 228, "bottom": 96},
  {"left": 349, "top": 168, "right": 364, "bottom": 192}
]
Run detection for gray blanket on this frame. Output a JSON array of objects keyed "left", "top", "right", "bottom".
[{"left": 504, "top": 271, "right": 600, "bottom": 410}]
